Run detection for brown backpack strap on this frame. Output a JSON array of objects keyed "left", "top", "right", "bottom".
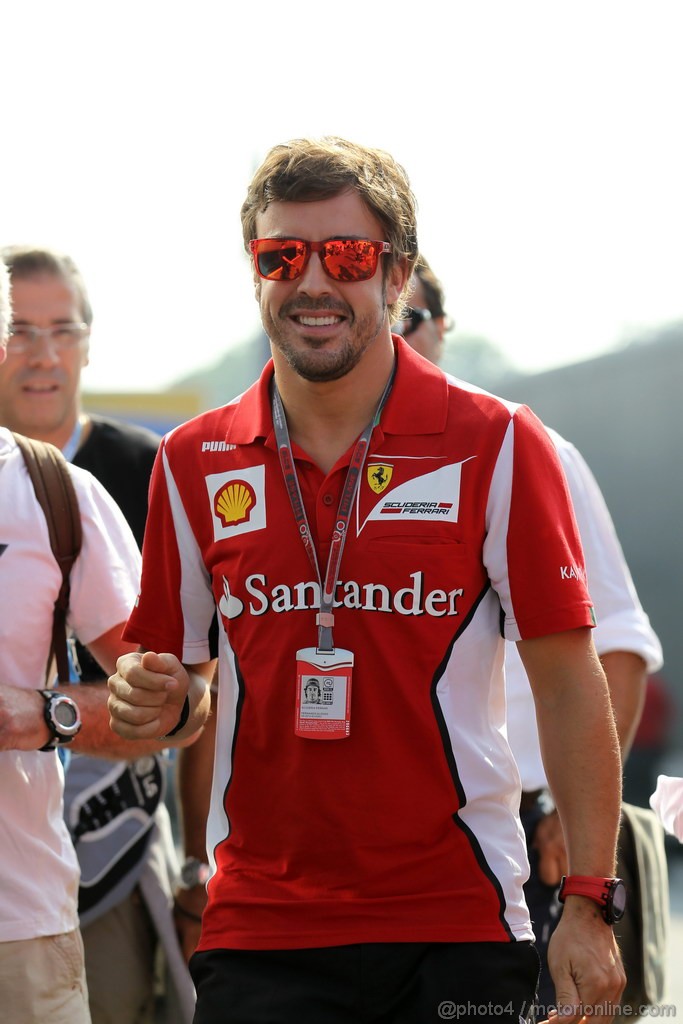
[{"left": 13, "top": 432, "right": 83, "bottom": 683}]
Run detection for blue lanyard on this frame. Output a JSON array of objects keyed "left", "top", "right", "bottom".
[{"left": 61, "top": 416, "right": 84, "bottom": 463}]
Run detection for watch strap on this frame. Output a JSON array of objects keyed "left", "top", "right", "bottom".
[
  {"left": 558, "top": 874, "right": 625, "bottom": 924},
  {"left": 558, "top": 875, "right": 615, "bottom": 902},
  {"left": 163, "top": 695, "right": 190, "bottom": 739}
]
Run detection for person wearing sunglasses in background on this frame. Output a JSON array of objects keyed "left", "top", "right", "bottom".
[
  {"left": 394, "top": 255, "right": 449, "bottom": 365},
  {"left": 108, "top": 136, "right": 625, "bottom": 1024},
  {"left": 400, "top": 258, "right": 665, "bottom": 1015}
]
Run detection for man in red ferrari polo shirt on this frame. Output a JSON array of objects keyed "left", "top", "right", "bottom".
[{"left": 108, "top": 137, "right": 625, "bottom": 1024}]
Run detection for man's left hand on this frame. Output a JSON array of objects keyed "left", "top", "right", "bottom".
[{"left": 547, "top": 897, "right": 625, "bottom": 1024}]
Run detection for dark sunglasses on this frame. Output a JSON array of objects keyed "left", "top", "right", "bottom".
[
  {"left": 398, "top": 306, "right": 433, "bottom": 337},
  {"left": 249, "top": 238, "right": 391, "bottom": 283}
]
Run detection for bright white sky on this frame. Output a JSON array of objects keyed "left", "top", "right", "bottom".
[{"left": 4, "top": 1, "right": 682, "bottom": 392}]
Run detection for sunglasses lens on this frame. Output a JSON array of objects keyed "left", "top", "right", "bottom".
[
  {"left": 322, "top": 240, "right": 378, "bottom": 282},
  {"left": 255, "top": 240, "right": 307, "bottom": 281},
  {"left": 402, "top": 308, "right": 431, "bottom": 336},
  {"left": 251, "top": 238, "right": 386, "bottom": 282}
]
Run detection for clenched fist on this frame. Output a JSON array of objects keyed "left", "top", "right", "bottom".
[{"left": 108, "top": 650, "right": 190, "bottom": 740}]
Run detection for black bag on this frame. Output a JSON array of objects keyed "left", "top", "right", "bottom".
[
  {"left": 615, "top": 802, "right": 669, "bottom": 1009},
  {"left": 13, "top": 432, "right": 81, "bottom": 681}
]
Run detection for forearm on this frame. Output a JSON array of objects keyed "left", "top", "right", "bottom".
[
  {"left": 0, "top": 681, "right": 198, "bottom": 756},
  {"left": 539, "top": 710, "right": 621, "bottom": 874},
  {"left": 0, "top": 683, "right": 51, "bottom": 751},
  {"left": 520, "top": 629, "right": 622, "bottom": 876},
  {"left": 599, "top": 650, "right": 647, "bottom": 760},
  {"left": 528, "top": 650, "right": 645, "bottom": 888},
  {"left": 173, "top": 688, "right": 216, "bottom": 960},
  {"left": 62, "top": 683, "right": 199, "bottom": 758}
]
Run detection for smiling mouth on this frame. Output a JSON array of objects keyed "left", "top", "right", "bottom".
[
  {"left": 294, "top": 314, "right": 345, "bottom": 327},
  {"left": 23, "top": 383, "right": 59, "bottom": 394}
]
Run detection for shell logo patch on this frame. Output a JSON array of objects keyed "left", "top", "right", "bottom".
[
  {"left": 367, "top": 463, "right": 393, "bottom": 494},
  {"left": 205, "top": 465, "right": 266, "bottom": 540},
  {"left": 214, "top": 480, "right": 256, "bottom": 527}
]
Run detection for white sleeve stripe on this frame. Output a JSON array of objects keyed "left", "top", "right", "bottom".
[
  {"left": 162, "top": 447, "right": 215, "bottom": 661},
  {"left": 483, "top": 419, "right": 517, "bottom": 639}
]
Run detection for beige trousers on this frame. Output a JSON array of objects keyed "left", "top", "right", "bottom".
[
  {"left": 0, "top": 928, "right": 90, "bottom": 1024},
  {"left": 81, "top": 888, "right": 157, "bottom": 1024}
]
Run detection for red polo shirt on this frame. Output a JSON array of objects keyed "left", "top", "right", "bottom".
[{"left": 125, "top": 339, "right": 593, "bottom": 950}]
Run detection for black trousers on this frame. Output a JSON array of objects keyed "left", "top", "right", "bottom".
[{"left": 190, "top": 940, "right": 540, "bottom": 1024}]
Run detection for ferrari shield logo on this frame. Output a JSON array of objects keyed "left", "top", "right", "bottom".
[{"left": 367, "top": 463, "right": 393, "bottom": 494}]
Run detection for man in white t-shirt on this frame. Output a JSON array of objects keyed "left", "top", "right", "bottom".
[{"left": 0, "top": 258, "right": 194, "bottom": 1024}]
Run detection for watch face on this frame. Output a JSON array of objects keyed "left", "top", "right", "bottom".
[
  {"left": 181, "top": 863, "right": 196, "bottom": 887},
  {"left": 54, "top": 700, "right": 79, "bottom": 728},
  {"left": 181, "top": 858, "right": 211, "bottom": 888},
  {"left": 611, "top": 879, "right": 627, "bottom": 921},
  {"left": 38, "top": 691, "right": 81, "bottom": 751}
]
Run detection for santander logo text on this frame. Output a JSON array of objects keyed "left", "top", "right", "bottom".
[{"left": 218, "top": 572, "right": 464, "bottom": 621}]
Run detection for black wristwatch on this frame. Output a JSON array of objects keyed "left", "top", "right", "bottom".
[
  {"left": 37, "top": 689, "right": 82, "bottom": 751},
  {"left": 179, "top": 857, "right": 211, "bottom": 889},
  {"left": 558, "top": 874, "right": 627, "bottom": 925}
]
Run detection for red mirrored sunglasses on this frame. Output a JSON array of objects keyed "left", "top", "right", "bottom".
[{"left": 249, "top": 238, "right": 391, "bottom": 283}]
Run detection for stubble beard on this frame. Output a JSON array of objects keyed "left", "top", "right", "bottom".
[{"left": 262, "top": 301, "right": 387, "bottom": 384}]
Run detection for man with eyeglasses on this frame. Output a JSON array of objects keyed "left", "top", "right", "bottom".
[
  {"left": 108, "top": 136, "right": 625, "bottom": 1024},
  {"left": 0, "top": 257, "right": 189, "bottom": 1023},
  {"left": 0, "top": 247, "right": 161, "bottom": 543},
  {"left": 0, "top": 246, "right": 196, "bottom": 1024}
]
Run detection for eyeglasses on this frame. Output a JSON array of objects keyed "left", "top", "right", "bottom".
[
  {"left": 7, "top": 322, "right": 90, "bottom": 354},
  {"left": 396, "top": 307, "right": 432, "bottom": 337},
  {"left": 249, "top": 238, "right": 391, "bottom": 283}
]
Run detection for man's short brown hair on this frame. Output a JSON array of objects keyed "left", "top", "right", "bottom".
[{"left": 241, "top": 137, "right": 419, "bottom": 323}]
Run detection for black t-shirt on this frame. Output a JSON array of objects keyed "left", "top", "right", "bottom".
[
  {"left": 73, "top": 414, "right": 160, "bottom": 549},
  {"left": 72, "top": 415, "right": 160, "bottom": 679}
]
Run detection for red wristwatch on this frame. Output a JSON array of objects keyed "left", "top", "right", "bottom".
[{"left": 558, "top": 875, "right": 627, "bottom": 924}]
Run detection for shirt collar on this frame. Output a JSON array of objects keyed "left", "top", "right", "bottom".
[
  {"left": 380, "top": 336, "right": 449, "bottom": 436},
  {"left": 228, "top": 359, "right": 277, "bottom": 445},
  {"left": 227, "top": 335, "right": 449, "bottom": 447}
]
